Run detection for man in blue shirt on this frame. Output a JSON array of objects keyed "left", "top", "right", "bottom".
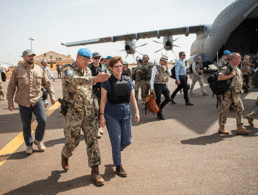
[{"left": 171, "top": 52, "right": 194, "bottom": 106}]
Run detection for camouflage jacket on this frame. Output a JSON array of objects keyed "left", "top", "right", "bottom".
[
  {"left": 154, "top": 65, "right": 169, "bottom": 83},
  {"left": 62, "top": 62, "right": 95, "bottom": 114},
  {"left": 137, "top": 62, "right": 154, "bottom": 80},
  {"left": 218, "top": 56, "right": 229, "bottom": 68},
  {"left": 132, "top": 65, "right": 141, "bottom": 81},
  {"left": 219, "top": 64, "right": 243, "bottom": 103},
  {"left": 192, "top": 62, "right": 204, "bottom": 74}
]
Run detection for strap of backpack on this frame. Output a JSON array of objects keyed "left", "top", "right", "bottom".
[{"left": 226, "top": 65, "right": 234, "bottom": 86}]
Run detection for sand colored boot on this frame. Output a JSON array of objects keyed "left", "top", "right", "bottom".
[
  {"left": 246, "top": 115, "right": 254, "bottom": 127},
  {"left": 91, "top": 165, "right": 105, "bottom": 186},
  {"left": 256, "top": 98, "right": 258, "bottom": 106},
  {"left": 218, "top": 125, "right": 229, "bottom": 134},
  {"left": 236, "top": 125, "right": 250, "bottom": 135}
]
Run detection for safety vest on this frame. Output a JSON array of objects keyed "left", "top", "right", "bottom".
[
  {"left": 107, "top": 75, "right": 131, "bottom": 105},
  {"left": 154, "top": 65, "right": 169, "bottom": 83}
]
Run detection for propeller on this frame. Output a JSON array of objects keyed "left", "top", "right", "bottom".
[
  {"left": 153, "top": 40, "right": 163, "bottom": 44},
  {"left": 153, "top": 37, "right": 180, "bottom": 54},
  {"left": 136, "top": 43, "right": 147, "bottom": 48},
  {"left": 155, "top": 48, "right": 163, "bottom": 53}
]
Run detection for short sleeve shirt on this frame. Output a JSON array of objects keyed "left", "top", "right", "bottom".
[{"left": 102, "top": 75, "right": 134, "bottom": 118}]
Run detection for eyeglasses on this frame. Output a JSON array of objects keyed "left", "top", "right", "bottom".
[
  {"left": 182, "top": 55, "right": 186, "bottom": 56},
  {"left": 93, "top": 57, "right": 100, "bottom": 59},
  {"left": 197, "top": 58, "right": 201, "bottom": 60},
  {"left": 113, "top": 65, "right": 123, "bottom": 68},
  {"left": 143, "top": 57, "right": 148, "bottom": 59}
]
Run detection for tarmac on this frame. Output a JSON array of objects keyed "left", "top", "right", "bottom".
[{"left": 0, "top": 68, "right": 258, "bottom": 195}]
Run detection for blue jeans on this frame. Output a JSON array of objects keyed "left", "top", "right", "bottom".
[
  {"left": 19, "top": 99, "right": 47, "bottom": 146},
  {"left": 105, "top": 113, "right": 132, "bottom": 166},
  {"left": 171, "top": 75, "right": 189, "bottom": 103}
]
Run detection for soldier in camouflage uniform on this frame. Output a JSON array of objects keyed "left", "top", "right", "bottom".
[
  {"left": 132, "top": 57, "right": 142, "bottom": 102},
  {"left": 189, "top": 56, "right": 209, "bottom": 95},
  {"left": 0, "top": 70, "right": 5, "bottom": 101},
  {"left": 136, "top": 55, "right": 153, "bottom": 104},
  {"left": 150, "top": 54, "right": 171, "bottom": 120},
  {"left": 217, "top": 52, "right": 250, "bottom": 135},
  {"left": 61, "top": 48, "right": 110, "bottom": 186},
  {"left": 218, "top": 50, "right": 231, "bottom": 70},
  {"left": 246, "top": 108, "right": 258, "bottom": 127}
]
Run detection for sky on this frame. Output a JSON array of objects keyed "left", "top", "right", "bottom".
[{"left": 0, "top": 0, "right": 236, "bottom": 65}]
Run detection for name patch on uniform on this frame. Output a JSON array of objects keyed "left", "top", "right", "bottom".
[{"left": 67, "top": 70, "right": 73, "bottom": 76}]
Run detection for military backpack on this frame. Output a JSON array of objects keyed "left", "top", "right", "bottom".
[{"left": 207, "top": 65, "right": 233, "bottom": 108}]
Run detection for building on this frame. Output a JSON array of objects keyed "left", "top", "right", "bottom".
[{"left": 18, "top": 51, "right": 74, "bottom": 69}]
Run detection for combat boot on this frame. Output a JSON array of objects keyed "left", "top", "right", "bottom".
[
  {"left": 91, "top": 165, "right": 105, "bottom": 186},
  {"left": 236, "top": 125, "right": 250, "bottom": 135},
  {"left": 189, "top": 91, "right": 194, "bottom": 95},
  {"left": 246, "top": 115, "right": 254, "bottom": 127},
  {"left": 218, "top": 125, "right": 229, "bottom": 134},
  {"left": 61, "top": 154, "right": 69, "bottom": 171},
  {"left": 256, "top": 98, "right": 258, "bottom": 106},
  {"left": 97, "top": 130, "right": 102, "bottom": 139}
]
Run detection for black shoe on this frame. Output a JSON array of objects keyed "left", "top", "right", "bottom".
[
  {"left": 171, "top": 100, "right": 176, "bottom": 104},
  {"left": 185, "top": 102, "right": 194, "bottom": 106},
  {"left": 157, "top": 114, "right": 165, "bottom": 120}
]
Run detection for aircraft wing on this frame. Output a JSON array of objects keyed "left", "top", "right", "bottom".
[{"left": 62, "top": 25, "right": 206, "bottom": 47}]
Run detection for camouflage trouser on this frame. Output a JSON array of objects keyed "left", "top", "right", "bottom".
[
  {"left": 62, "top": 108, "right": 101, "bottom": 167},
  {"left": 138, "top": 80, "right": 150, "bottom": 101},
  {"left": 134, "top": 80, "right": 141, "bottom": 101},
  {"left": 247, "top": 107, "right": 258, "bottom": 119},
  {"left": 219, "top": 94, "right": 244, "bottom": 126},
  {"left": 0, "top": 84, "right": 4, "bottom": 99},
  {"left": 93, "top": 94, "right": 102, "bottom": 133},
  {"left": 190, "top": 75, "right": 206, "bottom": 94},
  {"left": 57, "top": 71, "right": 61, "bottom": 79}
]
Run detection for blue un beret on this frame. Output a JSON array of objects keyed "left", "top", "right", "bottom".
[
  {"left": 106, "top": 56, "right": 112, "bottom": 59},
  {"left": 78, "top": 48, "right": 92, "bottom": 58},
  {"left": 224, "top": 50, "right": 231, "bottom": 55}
]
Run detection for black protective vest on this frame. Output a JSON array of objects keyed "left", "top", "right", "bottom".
[{"left": 107, "top": 75, "right": 131, "bottom": 105}]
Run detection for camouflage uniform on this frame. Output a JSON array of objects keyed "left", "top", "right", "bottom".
[
  {"left": 0, "top": 72, "right": 4, "bottom": 100},
  {"left": 218, "top": 56, "right": 229, "bottom": 69},
  {"left": 136, "top": 62, "right": 153, "bottom": 101},
  {"left": 246, "top": 107, "right": 258, "bottom": 120},
  {"left": 56, "top": 65, "right": 62, "bottom": 79},
  {"left": 219, "top": 64, "right": 244, "bottom": 126},
  {"left": 132, "top": 66, "right": 141, "bottom": 101},
  {"left": 190, "top": 61, "right": 207, "bottom": 94},
  {"left": 61, "top": 62, "right": 100, "bottom": 167}
]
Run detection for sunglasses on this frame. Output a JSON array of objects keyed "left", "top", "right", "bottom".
[
  {"left": 113, "top": 65, "right": 123, "bottom": 68},
  {"left": 93, "top": 57, "right": 100, "bottom": 59},
  {"left": 182, "top": 55, "right": 186, "bottom": 56},
  {"left": 197, "top": 58, "right": 201, "bottom": 59}
]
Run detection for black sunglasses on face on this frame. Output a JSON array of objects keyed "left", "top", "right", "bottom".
[{"left": 94, "top": 57, "right": 100, "bottom": 59}]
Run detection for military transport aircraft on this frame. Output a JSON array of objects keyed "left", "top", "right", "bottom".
[{"left": 61, "top": 0, "right": 258, "bottom": 68}]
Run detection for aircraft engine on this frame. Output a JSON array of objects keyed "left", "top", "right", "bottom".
[
  {"left": 119, "top": 40, "right": 147, "bottom": 59},
  {"left": 153, "top": 36, "right": 179, "bottom": 57}
]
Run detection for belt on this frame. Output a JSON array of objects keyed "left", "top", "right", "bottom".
[{"left": 154, "top": 82, "right": 166, "bottom": 85}]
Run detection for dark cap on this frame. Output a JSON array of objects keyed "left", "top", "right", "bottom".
[{"left": 92, "top": 52, "right": 101, "bottom": 58}]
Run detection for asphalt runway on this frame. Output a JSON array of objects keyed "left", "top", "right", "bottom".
[{"left": 0, "top": 69, "right": 258, "bottom": 195}]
